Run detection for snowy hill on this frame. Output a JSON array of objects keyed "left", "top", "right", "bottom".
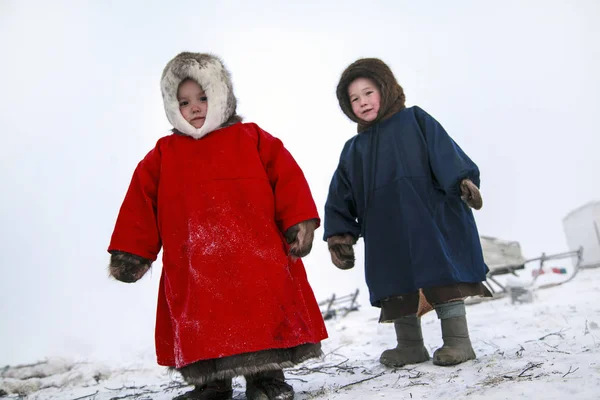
[{"left": 2, "top": 269, "right": 599, "bottom": 400}]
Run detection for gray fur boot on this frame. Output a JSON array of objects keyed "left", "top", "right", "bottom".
[
  {"left": 379, "top": 314, "right": 430, "bottom": 367},
  {"left": 433, "top": 300, "right": 476, "bottom": 366}
]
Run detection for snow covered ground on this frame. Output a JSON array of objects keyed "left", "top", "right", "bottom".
[{"left": 2, "top": 267, "right": 599, "bottom": 400}]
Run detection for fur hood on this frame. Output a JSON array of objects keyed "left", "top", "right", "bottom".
[
  {"left": 161, "top": 52, "right": 242, "bottom": 139},
  {"left": 336, "top": 58, "right": 406, "bottom": 133}
]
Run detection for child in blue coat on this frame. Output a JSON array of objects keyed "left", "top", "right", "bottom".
[{"left": 324, "top": 58, "right": 491, "bottom": 367}]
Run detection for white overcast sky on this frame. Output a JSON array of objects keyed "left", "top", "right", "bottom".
[{"left": 1, "top": 0, "right": 598, "bottom": 366}]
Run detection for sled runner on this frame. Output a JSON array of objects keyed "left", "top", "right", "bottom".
[
  {"left": 318, "top": 289, "right": 361, "bottom": 320},
  {"left": 474, "top": 236, "right": 584, "bottom": 303}
]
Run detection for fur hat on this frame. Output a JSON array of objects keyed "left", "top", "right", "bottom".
[
  {"left": 336, "top": 58, "right": 406, "bottom": 132},
  {"left": 161, "top": 52, "right": 241, "bottom": 139}
]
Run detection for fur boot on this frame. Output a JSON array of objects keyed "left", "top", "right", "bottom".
[
  {"left": 433, "top": 301, "right": 476, "bottom": 366},
  {"left": 379, "top": 314, "right": 430, "bottom": 368},
  {"left": 245, "top": 369, "right": 294, "bottom": 400}
]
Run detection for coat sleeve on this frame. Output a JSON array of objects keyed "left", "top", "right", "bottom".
[
  {"left": 414, "top": 106, "right": 480, "bottom": 197},
  {"left": 254, "top": 124, "right": 320, "bottom": 233},
  {"left": 107, "top": 144, "right": 162, "bottom": 261},
  {"left": 323, "top": 145, "right": 361, "bottom": 240}
]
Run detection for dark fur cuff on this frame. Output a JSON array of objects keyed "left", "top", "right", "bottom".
[{"left": 108, "top": 251, "right": 152, "bottom": 283}]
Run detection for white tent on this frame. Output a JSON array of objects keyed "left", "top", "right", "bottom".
[{"left": 563, "top": 201, "right": 600, "bottom": 269}]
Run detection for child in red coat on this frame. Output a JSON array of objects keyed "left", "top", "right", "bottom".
[{"left": 108, "top": 52, "right": 327, "bottom": 400}]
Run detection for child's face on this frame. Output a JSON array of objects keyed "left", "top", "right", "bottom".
[
  {"left": 177, "top": 79, "right": 208, "bottom": 129},
  {"left": 348, "top": 77, "right": 381, "bottom": 122}
]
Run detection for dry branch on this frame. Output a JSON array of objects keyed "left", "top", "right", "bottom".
[
  {"left": 109, "top": 390, "right": 156, "bottom": 400},
  {"left": 562, "top": 366, "right": 579, "bottom": 378},
  {"left": 70, "top": 391, "right": 99, "bottom": 400},
  {"left": 536, "top": 330, "right": 566, "bottom": 341},
  {"left": 323, "top": 345, "right": 349, "bottom": 357},
  {"left": 337, "top": 372, "right": 386, "bottom": 390},
  {"left": 289, "top": 362, "right": 361, "bottom": 377},
  {"left": 406, "top": 381, "right": 429, "bottom": 387},
  {"left": 106, "top": 386, "right": 147, "bottom": 391},
  {"left": 518, "top": 362, "right": 544, "bottom": 378},
  {"left": 408, "top": 371, "right": 424, "bottom": 379},
  {"left": 547, "top": 349, "right": 571, "bottom": 354}
]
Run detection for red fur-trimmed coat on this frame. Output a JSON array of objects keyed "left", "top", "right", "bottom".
[{"left": 108, "top": 122, "right": 328, "bottom": 368}]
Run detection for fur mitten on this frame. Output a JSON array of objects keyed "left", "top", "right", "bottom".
[
  {"left": 460, "top": 179, "right": 483, "bottom": 210},
  {"left": 327, "top": 234, "right": 357, "bottom": 270},
  {"left": 284, "top": 219, "right": 318, "bottom": 258},
  {"left": 108, "top": 251, "right": 152, "bottom": 283}
]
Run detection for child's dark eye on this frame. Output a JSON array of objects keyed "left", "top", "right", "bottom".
[
  {"left": 179, "top": 101, "right": 189, "bottom": 107},
  {"left": 200, "top": 96, "right": 208, "bottom": 102},
  {"left": 366, "top": 91, "right": 373, "bottom": 95},
  {"left": 350, "top": 98, "right": 358, "bottom": 103}
]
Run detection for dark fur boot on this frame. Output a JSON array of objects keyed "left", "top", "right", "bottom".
[
  {"left": 245, "top": 369, "right": 293, "bottom": 400},
  {"left": 380, "top": 314, "right": 430, "bottom": 367},
  {"left": 172, "top": 379, "right": 233, "bottom": 400}
]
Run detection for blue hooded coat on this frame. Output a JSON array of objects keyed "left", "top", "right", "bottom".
[{"left": 324, "top": 106, "right": 488, "bottom": 307}]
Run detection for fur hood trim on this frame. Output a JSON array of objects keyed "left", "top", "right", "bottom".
[
  {"left": 336, "top": 57, "right": 406, "bottom": 133},
  {"left": 161, "top": 52, "right": 240, "bottom": 139}
]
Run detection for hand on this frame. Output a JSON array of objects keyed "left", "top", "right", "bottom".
[
  {"left": 460, "top": 179, "right": 483, "bottom": 210},
  {"left": 108, "top": 251, "right": 152, "bottom": 283},
  {"left": 284, "top": 219, "right": 318, "bottom": 259},
  {"left": 327, "top": 234, "right": 357, "bottom": 270}
]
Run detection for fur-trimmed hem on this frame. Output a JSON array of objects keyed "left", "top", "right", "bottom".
[{"left": 172, "top": 342, "right": 322, "bottom": 386}]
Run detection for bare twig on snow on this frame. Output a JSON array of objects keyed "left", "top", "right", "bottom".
[
  {"left": 70, "top": 391, "right": 99, "bottom": 400},
  {"left": 406, "top": 381, "right": 429, "bottom": 387},
  {"left": 109, "top": 390, "right": 156, "bottom": 400},
  {"left": 408, "top": 370, "right": 424, "bottom": 379},
  {"left": 337, "top": 372, "right": 386, "bottom": 390},
  {"left": 480, "top": 340, "right": 500, "bottom": 349},
  {"left": 106, "top": 385, "right": 147, "bottom": 391},
  {"left": 537, "top": 329, "right": 567, "bottom": 341},
  {"left": 562, "top": 366, "right": 579, "bottom": 378},
  {"left": 518, "top": 362, "right": 544, "bottom": 378},
  {"left": 323, "top": 345, "right": 349, "bottom": 358},
  {"left": 547, "top": 349, "right": 571, "bottom": 354}
]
